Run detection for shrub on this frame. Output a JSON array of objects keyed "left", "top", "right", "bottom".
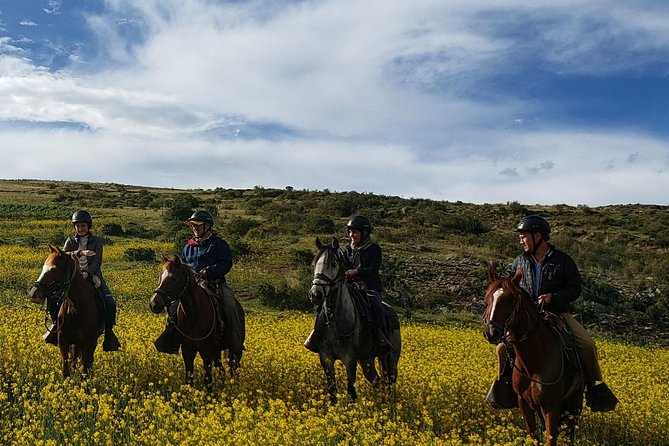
[
  {"left": 124, "top": 247, "right": 156, "bottom": 262},
  {"left": 101, "top": 223, "right": 124, "bottom": 236},
  {"left": 256, "top": 281, "right": 312, "bottom": 311}
]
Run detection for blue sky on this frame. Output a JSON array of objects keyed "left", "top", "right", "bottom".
[{"left": 1, "top": 0, "right": 668, "bottom": 205}]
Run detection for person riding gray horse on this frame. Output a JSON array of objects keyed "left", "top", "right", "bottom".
[
  {"left": 47, "top": 210, "right": 121, "bottom": 352},
  {"left": 154, "top": 210, "right": 244, "bottom": 364},
  {"left": 304, "top": 215, "right": 393, "bottom": 353}
]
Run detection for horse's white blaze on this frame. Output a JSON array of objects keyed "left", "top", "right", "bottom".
[
  {"left": 36, "top": 264, "right": 55, "bottom": 282},
  {"left": 489, "top": 288, "right": 504, "bottom": 321}
]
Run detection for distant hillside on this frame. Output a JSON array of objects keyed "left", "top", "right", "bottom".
[{"left": 2, "top": 179, "right": 667, "bottom": 345}]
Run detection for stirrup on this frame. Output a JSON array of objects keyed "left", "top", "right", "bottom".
[
  {"left": 103, "top": 330, "right": 121, "bottom": 352},
  {"left": 303, "top": 330, "right": 320, "bottom": 353},
  {"left": 486, "top": 377, "right": 518, "bottom": 409}
]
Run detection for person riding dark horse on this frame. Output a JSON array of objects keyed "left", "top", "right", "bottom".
[
  {"left": 487, "top": 215, "right": 618, "bottom": 412},
  {"left": 154, "top": 210, "right": 244, "bottom": 363},
  {"left": 44, "top": 210, "right": 120, "bottom": 352},
  {"left": 304, "top": 215, "right": 393, "bottom": 353}
]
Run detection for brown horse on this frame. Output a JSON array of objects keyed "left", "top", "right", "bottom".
[
  {"left": 29, "top": 246, "right": 104, "bottom": 378},
  {"left": 149, "top": 255, "right": 244, "bottom": 387},
  {"left": 309, "top": 237, "right": 401, "bottom": 403},
  {"left": 483, "top": 265, "right": 584, "bottom": 446}
]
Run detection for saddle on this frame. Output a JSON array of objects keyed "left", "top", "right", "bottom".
[
  {"left": 542, "top": 311, "right": 584, "bottom": 376},
  {"left": 345, "top": 283, "right": 400, "bottom": 332}
]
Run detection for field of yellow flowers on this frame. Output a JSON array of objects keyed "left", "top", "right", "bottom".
[{"left": 1, "top": 234, "right": 668, "bottom": 445}]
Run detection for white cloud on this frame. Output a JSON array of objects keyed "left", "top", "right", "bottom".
[{"left": 1, "top": 1, "right": 669, "bottom": 205}]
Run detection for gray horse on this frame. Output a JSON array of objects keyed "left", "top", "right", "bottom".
[{"left": 309, "top": 237, "right": 401, "bottom": 402}]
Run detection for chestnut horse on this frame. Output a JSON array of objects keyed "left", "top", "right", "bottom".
[
  {"left": 149, "top": 255, "right": 245, "bottom": 387},
  {"left": 29, "top": 246, "right": 104, "bottom": 378},
  {"left": 309, "top": 237, "right": 401, "bottom": 402},
  {"left": 483, "top": 265, "right": 584, "bottom": 446}
]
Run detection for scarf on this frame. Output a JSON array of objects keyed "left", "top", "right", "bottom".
[{"left": 350, "top": 236, "right": 373, "bottom": 266}]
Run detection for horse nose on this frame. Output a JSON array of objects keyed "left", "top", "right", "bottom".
[
  {"left": 483, "top": 326, "right": 501, "bottom": 344},
  {"left": 309, "top": 286, "right": 323, "bottom": 304},
  {"left": 28, "top": 286, "right": 44, "bottom": 304},
  {"left": 149, "top": 294, "right": 163, "bottom": 314}
]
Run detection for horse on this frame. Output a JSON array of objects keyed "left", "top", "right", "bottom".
[
  {"left": 309, "top": 237, "right": 401, "bottom": 402},
  {"left": 149, "top": 255, "right": 245, "bottom": 388},
  {"left": 483, "top": 265, "right": 584, "bottom": 446},
  {"left": 28, "top": 245, "right": 104, "bottom": 378}
]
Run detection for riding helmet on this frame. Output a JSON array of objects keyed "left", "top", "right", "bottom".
[
  {"left": 346, "top": 215, "right": 373, "bottom": 233},
  {"left": 72, "top": 210, "right": 93, "bottom": 227},
  {"left": 187, "top": 210, "right": 215, "bottom": 226},
  {"left": 515, "top": 215, "right": 550, "bottom": 240}
]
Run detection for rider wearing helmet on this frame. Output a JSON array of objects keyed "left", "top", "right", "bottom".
[
  {"left": 53, "top": 210, "right": 121, "bottom": 351},
  {"left": 154, "top": 210, "right": 244, "bottom": 363},
  {"left": 304, "top": 215, "right": 393, "bottom": 353},
  {"left": 487, "top": 215, "right": 618, "bottom": 412}
]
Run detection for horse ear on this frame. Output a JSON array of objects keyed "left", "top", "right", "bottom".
[
  {"left": 331, "top": 237, "right": 339, "bottom": 249},
  {"left": 160, "top": 254, "right": 169, "bottom": 263},
  {"left": 512, "top": 268, "right": 524, "bottom": 285},
  {"left": 48, "top": 245, "right": 57, "bottom": 253},
  {"left": 486, "top": 264, "right": 498, "bottom": 283},
  {"left": 172, "top": 255, "right": 181, "bottom": 265},
  {"left": 316, "top": 237, "right": 323, "bottom": 249}
]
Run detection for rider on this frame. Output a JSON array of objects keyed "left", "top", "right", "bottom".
[
  {"left": 488, "top": 215, "right": 618, "bottom": 412},
  {"left": 304, "top": 215, "right": 393, "bottom": 353},
  {"left": 51, "top": 210, "right": 121, "bottom": 351},
  {"left": 154, "top": 210, "right": 244, "bottom": 362}
]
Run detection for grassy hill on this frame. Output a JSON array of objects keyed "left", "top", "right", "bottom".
[{"left": 1, "top": 178, "right": 667, "bottom": 345}]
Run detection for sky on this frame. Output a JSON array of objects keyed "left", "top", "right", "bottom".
[{"left": 1, "top": 0, "right": 668, "bottom": 206}]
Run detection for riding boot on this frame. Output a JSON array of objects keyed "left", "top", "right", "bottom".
[
  {"left": 43, "top": 324, "right": 58, "bottom": 346},
  {"left": 586, "top": 382, "right": 619, "bottom": 412},
  {"left": 103, "top": 329, "right": 121, "bottom": 352},
  {"left": 304, "top": 312, "right": 325, "bottom": 353}
]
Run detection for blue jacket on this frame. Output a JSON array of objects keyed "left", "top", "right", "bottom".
[{"left": 182, "top": 234, "right": 233, "bottom": 283}]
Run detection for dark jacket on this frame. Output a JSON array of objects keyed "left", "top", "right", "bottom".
[
  {"left": 506, "top": 244, "right": 582, "bottom": 313},
  {"left": 182, "top": 234, "right": 232, "bottom": 283},
  {"left": 343, "top": 240, "right": 383, "bottom": 292},
  {"left": 63, "top": 233, "right": 105, "bottom": 280}
]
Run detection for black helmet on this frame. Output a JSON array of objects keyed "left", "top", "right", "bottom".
[
  {"left": 187, "top": 210, "right": 214, "bottom": 226},
  {"left": 72, "top": 210, "right": 93, "bottom": 227},
  {"left": 515, "top": 215, "right": 550, "bottom": 240},
  {"left": 346, "top": 215, "right": 373, "bottom": 233}
]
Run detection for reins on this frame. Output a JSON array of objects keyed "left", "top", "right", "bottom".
[{"left": 40, "top": 253, "right": 79, "bottom": 333}]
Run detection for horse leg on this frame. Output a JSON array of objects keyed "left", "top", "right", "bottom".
[
  {"left": 541, "top": 406, "right": 561, "bottom": 446},
  {"left": 360, "top": 359, "right": 380, "bottom": 387},
  {"left": 319, "top": 355, "right": 337, "bottom": 404},
  {"left": 182, "top": 345, "right": 196, "bottom": 385},
  {"left": 81, "top": 344, "right": 95, "bottom": 377},
  {"left": 203, "top": 354, "right": 214, "bottom": 391},
  {"left": 518, "top": 400, "right": 539, "bottom": 442},
  {"left": 344, "top": 359, "right": 358, "bottom": 401},
  {"left": 60, "top": 345, "right": 70, "bottom": 378}
]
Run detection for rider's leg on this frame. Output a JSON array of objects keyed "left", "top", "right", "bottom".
[
  {"left": 368, "top": 291, "right": 392, "bottom": 351},
  {"left": 562, "top": 313, "right": 617, "bottom": 411},
  {"left": 43, "top": 298, "right": 59, "bottom": 345},
  {"left": 219, "top": 284, "right": 244, "bottom": 358},
  {"left": 485, "top": 343, "right": 518, "bottom": 409},
  {"left": 100, "top": 282, "right": 121, "bottom": 352},
  {"left": 304, "top": 308, "right": 325, "bottom": 353}
]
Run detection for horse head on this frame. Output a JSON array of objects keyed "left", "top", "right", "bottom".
[
  {"left": 150, "top": 254, "right": 193, "bottom": 314},
  {"left": 483, "top": 265, "right": 526, "bottom": 344},
  {"left": 309, "top": 237, "right": 345, "bottom": 308},
  {"left": 29, "top": 245, "right": 78, "bottom": 304}
]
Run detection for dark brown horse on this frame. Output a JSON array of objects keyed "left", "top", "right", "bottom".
[
  {"left": 483, "top": 265, "right": 584, "bottom": 446},
  {"left": 309, "top": 237, "right": 401, "bottom": 402},
  {"left": 149, "top": 255, "right": 245, "bottom": 387},
  {"left": 29, "top": 246, "right": 104, "bottom": 378}
]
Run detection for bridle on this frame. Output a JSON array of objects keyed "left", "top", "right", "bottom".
[
  {"left": 486, "top": 282, "right": 565, "bottom": 386},
  {"left": 34, "top": 253, "right": 78, "bottom": 331},
  {"left": 311, "top": 247, "right": 346, "bottom": 325},
  {"left": 153, "top": 265, "right": 216, "bottom": 342}
]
